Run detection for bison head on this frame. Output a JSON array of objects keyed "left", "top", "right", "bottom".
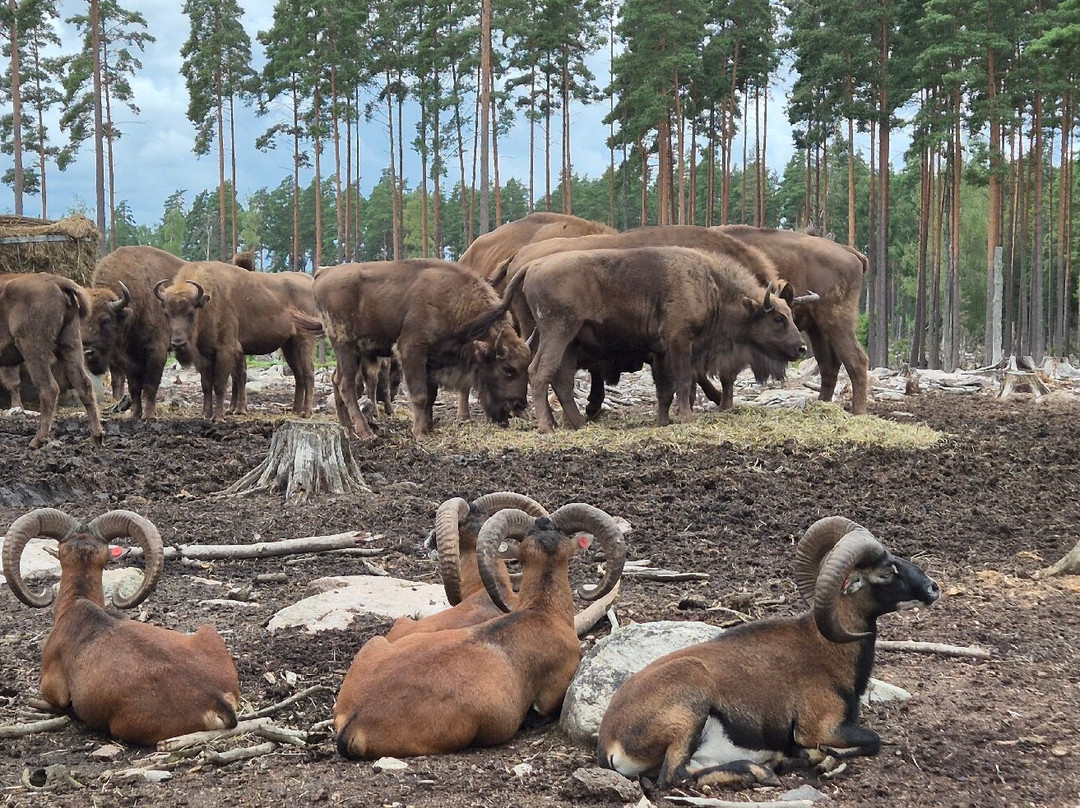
[
  {"left": 741, "top": 279, "right": 806, "bottom": 363},
  {"left": 81, "top": 283, "right": 131, "bottom": 376},
  {"left": 156, "top": 279, "right": 210, "bottom": 367},
  {"left": 472, "top": 327, "right": 531, "bottom": 426}
]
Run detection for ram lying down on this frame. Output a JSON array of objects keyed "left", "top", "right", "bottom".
[{"left": 597, "top": 516, "right": 940, "bottom": 789}]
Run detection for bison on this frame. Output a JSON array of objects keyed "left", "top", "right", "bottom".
[
  {"left": 90, "top": 246, "right": 186, "bottom": 420},
  {"left": 715, "top": 225, "right": 870, "bottom": 414},
  {"left": 313, "top": 259, "right": 531, "bottom": 440},
  {"left": 154, "top": 261, "right": 320, "bottom": 422},
  {"left": 503, "top": 246, "right": 807, "bottom": 433},
  {"left": 0, "top": 272, "right": 104, "bottom": 448}
]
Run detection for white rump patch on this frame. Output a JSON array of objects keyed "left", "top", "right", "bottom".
[{"left": 686, "top": 716, "right": 778, "bottom": 773}]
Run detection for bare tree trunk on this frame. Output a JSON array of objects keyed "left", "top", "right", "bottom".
[
  {"left": 758, "top": 84, "right": 768, "bottom": 227},
  {"left": 103, "top": 33, "right": 116, "bottom": 251},
  {"left": 291, "top": 79, "right": 301, "bottom": 272},
  {"left": 1031, "top": 90, "right": 1045, "bottom": 361},
  {"left": 385, "top": 71, "right": 400, "bottom": 260},
  {"left": 8, "top": 0, "right": 24, "bottom": 215},
  {"left": 313, "top": 85, "right": 323, "bottom": 273},
  {"left": 217, "top": 75, "right": 227, "bottom": 260},
  {"left": 229, "top": 94, "right": 238, "bottom": 256},
  {"left": 985, "top": 38, "right": 1002, "bottom": 361},
  {"left": 91, "top": 0, "right": 106, "bottom": 249},
  {"left": 478, "top": 0, "right": 491, "bottom": 234},
  {"left": 911, "top": 144, "right": 930, "bottom": 367},
  {"left": 947, "top": 99, "right": 962, "bottom": 370},
  {"left": 639, "top": 139, "right": 649, "bottom": 226},
  {"left": 561, "top": 51, "right": 572, "bottom": 214},
  {"left": 432, "top": 66, "right": 443, "bottom": 258},
  {"left": 929, "top": 149, "right": 944, "bottom": 369},
  {"left": 450, "top": 60, "right": 469, "bottom": 251},
  {"left": 331, "top": 65, "right": 344, "bottom": 263},
  {"left": 1004, "top": 127, "right": 1020, "bottom": 357},
  {"left": 493, "top": 85, "right": 502, "bottom": 227},
  {"left": 675, "top": 72, "right": 685, "bottom": 223}
]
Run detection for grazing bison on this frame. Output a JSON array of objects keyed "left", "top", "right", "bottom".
[
  {"left": 313, "top": 259, "right": 531, "bottom": 440},
  {"left": 504, "top": 246, "right": 806, "bottom": 433},
  {"left": 0, "top": 272, "right": 104, "bottom": 448},
  {"left": 155, "top": 262, "right": 319, "bottom": 422},
  {"left": 715, "top": 225, "right": 870, "bottom": 414},
  {"left": 488, "top": 225, "right": 809, "bottom": 415},
  {"left": 91, "top": 246, "right": 186, "bottom": 419}
]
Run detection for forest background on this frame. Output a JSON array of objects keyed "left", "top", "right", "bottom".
[{"left": 2, "top": 0, "right": 1079, "bottom": 373}]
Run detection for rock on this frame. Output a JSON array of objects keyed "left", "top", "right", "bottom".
[
  {"left": 560, "top": 620, "right": 721, "bottom": 744},
  {"left": 569, "top": 766, "right": 642, "bottom": 803},
  {"left": 372, "top": 756, "right": 409, "bottom": 773},
  {"left": 863, "top": 678, "right": 911, "bottom": 705},
  {"left": 89, "top": 744, "right": 124, "bottom": 761},
  {"left": 267, "top": 575, "right": 449, "bottom": 633},
  {"left": 511, "top": 762, "right": 533, "bottom": 778},
  {"left": 781, "top": 784, "right": 829, "bottom": 802}
]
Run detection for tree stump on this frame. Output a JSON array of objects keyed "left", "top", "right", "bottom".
[
  {"left": 999, "top": 355, "right": 1050, "bottom": 399},
  {"left": 224, "top": 421, "right": 371, "bottom": 503}
]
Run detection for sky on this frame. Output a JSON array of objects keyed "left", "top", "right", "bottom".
[{"left": 0, "top": 1, "right": 907, "bottom": 230}]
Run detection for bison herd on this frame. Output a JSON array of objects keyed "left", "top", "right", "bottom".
[{"left": 0, "top": 213, "right": 870, "bottom": 448}]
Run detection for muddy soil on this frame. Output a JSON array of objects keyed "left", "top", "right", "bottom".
[{"left": 1, "top": 380, "right": 1078, "bottom": 808}]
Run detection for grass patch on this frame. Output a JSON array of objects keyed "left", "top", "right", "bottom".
[{"left": 416, "top": 401, "right": 942, "bottom": 454}]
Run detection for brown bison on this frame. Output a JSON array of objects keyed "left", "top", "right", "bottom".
[
  {"left": 715, "top": 226, "right": 870, "bottom": 414},
  {"left": 457, "top": 211, "right": 616, "bottom": 280},
  {"left": 313, "top": 259, "right": 531, "bottom": 440},
  {"left": 91, "top": 246, "right": 186, "bottom": 420},
  {"left": 0, "top": 272, "right": 104, "bottom": 448},
  {"left": 155, "top": 262, "right": 319, "bottom": 422},
  {"left": 504, "top": 246, "right": 807, "bottom": 433}
]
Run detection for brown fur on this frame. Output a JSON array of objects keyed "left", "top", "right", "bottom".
[
  {"left": 506, "top": 246, "right": 806, "bottom": 433},
  {"left": 457, "top": 212, "right": 616, "bottom": 280},
  {"left": 91, "top": 246, "right": 186, "bottom": 419},
  {"left": 313, "top": 259, "right": 530, "bottom": 440},
  {"left": 40, "top": 534, "right": 239, "bottom": 746},
  {"left": 0, "top": 273, "right": 103, "bottom": 448},
  {"left": 157, "top": 262, "right": 319, "bottom": 421},
  {"left": 715, "top": 226, "right": 870, "bottom": 414}
]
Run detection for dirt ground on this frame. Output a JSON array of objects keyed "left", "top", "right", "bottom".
[{"left": 1, "top": 374, "right": 1079, "bottom": 808}]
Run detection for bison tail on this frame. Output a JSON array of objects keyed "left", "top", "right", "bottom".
[{"left": 289, "top": 308, "right": 324, "bottom": 335}]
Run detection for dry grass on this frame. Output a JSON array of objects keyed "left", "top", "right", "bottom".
[{"left": 414, "top": 401, "right": 943, "bottom": 455}]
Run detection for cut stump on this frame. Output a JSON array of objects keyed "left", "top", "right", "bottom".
[{"left": 224, "top": 421, "right": 371, "bottom": 503}]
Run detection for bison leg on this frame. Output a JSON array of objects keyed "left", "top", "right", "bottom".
[
  {"left": 551, "top": 353, "right": 585, "bottom": 430},
  {"left": 281, "top": 338, "right": 315, "bottom": 418},
  {"left": 456, "top": 389, "right": 472, "bottom": 422},
  {"left": 0, "top": 365, "right": 22, "bottom": 409},
  {"left": 21, "top": 355, "right": 60, "bottom": 449},
  {"left": 585, "top": 368, "right": 607, "bottom": 419},
  {"left": 333, "top": 348, "right": 376, "bottom": 440},
  {"left": 227, "top": 352, "right": 248, "bottom": 415},
  {"left": 527, "top": 321, "right": 581, "bottom": 434},
  {"left": 57, "top": 330, "right": 104, "bottom": 446},
  {"left": 129, "top": 343, "right": 167, "bottom": 420},
  {"left": 830, "top": 326, "right": 870, "bottom": 415},
  {"left": 695, "top": 372, "right": 734, "bottom": 410}
]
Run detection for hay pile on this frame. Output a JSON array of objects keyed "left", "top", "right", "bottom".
[{"left": 0, "top": 214, "right": 101, "bottom": 284}]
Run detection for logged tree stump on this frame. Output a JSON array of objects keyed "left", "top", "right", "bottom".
[{"left": 225, "top": 421, "right": 371, "bottom": 503}]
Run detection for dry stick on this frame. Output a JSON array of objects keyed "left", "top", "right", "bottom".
[
  {"left": 574, "top": 581, "right": 622, "bottom": 637},
  {"left": 26, "top": 697, "right": 63, "bottom": 714},
  {"left": 240, "top": 685, "right": 334, "bottom": 720},
  {"left": 255, "top": 724, "right": 307, "bottom": 746},
  {"left": 1033, "top": 537, "right": 1080, "bottom": 578},
  {"left": 157, "top": 717, "right": 272, "bottom": 752},
  {"left": 876, "top": 640, "right": 991, "bottom": 659},
  {"left": 204, "top": 741, "right": 278, "bottom": 766},
  {"left": 665, "top": 798, "right": 816, "bottom": 808},
  {"left": 0, "top": 715, "right": 70, "bottom": 738},
  {"left": 123, "top": 531, "right": 379, "bottom": 562}
]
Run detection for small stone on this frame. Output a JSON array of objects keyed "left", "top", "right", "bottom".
[
  {"left": 569, "top": 766, "right": 642, "bottom": 802},
  {"left": 372, "top": 756, "right": 409, "bottom": 773},
  {"left": 511, "top": 762, "right": 533, "bottom": 778},
  {"left": 781, "top": 784, "right": 829, "bottom": 802},
  {"left": 89, "top": 744, "right": 124, "bottom": 761}
]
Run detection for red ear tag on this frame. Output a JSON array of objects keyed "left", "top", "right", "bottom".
[
  {"left": 577, "top": 533, "right": 593, "bottom": 549},
  {"left": 111, "top": 546, "right": 124, "bottom": 558}
]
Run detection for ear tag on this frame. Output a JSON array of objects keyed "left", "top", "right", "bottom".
[
  {"left": 111, "top": 546, "right": 124, "bottom": 558},
  {"left": 577, "top": 533, "right": 593, "bottom": 550}
]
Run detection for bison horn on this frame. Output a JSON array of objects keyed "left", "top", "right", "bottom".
[
  {"left": 86, "top": 510, "right": 165, "bottom": 609},
  {"left": 812, "top": 525, "right": 887, "bottom": 643},
  {"left": 109, "top": 281, "right": 132, "bottom": 313},
  {"left": 2, "top": 509, "right": 79, "bottom": 608},
  {"left": 154, "top": 279, "right": 170, "bottom": 302},
  {"left": 762, "top": 287, "right": 774, "bottom": 312},
  {"left": 549, "top": 503, "right": 626, "bottom": 602},
  {"left": 187, "top": 280, "right": 208, "bottom": 306},
  {"left": 475, "top": 508, "right": 536, "bottom": 614},
  {"left": 434, "top": 498, "right": 471, "bottom": 606}
]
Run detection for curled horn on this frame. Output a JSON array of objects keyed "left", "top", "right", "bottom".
[
  {"left": 792, "top": 516, "right": 867, "bottom": 606},
  {"left": 810, "top": 523, "right": 887, "bottom": 643},
  {"left": 792, "top": 289, "right": 821, "bottom": 305},
  {"left": 434, "top": 498, "right": 471, "bottom": 605},
  {"left": 549, "top": 503, "right": 626, "bottom": 602},
  {"left": 109, "top": 281, "right": 132, "bottom": 313},
  {"left": 187, "top": 280, "right": 208, "bottom": 306},
  {"left": 476, "top": 508, "right": 536, "bottom": 614},
  {"left": 2, "top": 509, "right": 79, "bottom": 608},
  {"left": 154, "top": 279, "right": 170, "bottom": 302},
  {"left": 86, "top": 510, "right": 165, "bottom": 609},
  {"left": 470, "top": 491, "right": 548, "bottom": 519}
]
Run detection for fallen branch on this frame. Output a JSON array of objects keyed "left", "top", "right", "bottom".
[
  {"left": 1033, "top": 537, "right": 1080, "bottom": 579},
  {"left": 204, "top": 741, "right": 278, "bottom": 765},
  {"left": 574, "top": 581, "right": 622, "bottom": 636},
  {"left": 876, "top": 640, "right": 991, "bottom": 659},
  {"left": 27, "top": 697, "right": 63, "bottom": 714},
  {"left": 0, "top": 715, "right": 70, "bottom": 738},
  {"left": 122, "top": 531, "right": 379, "bottom": 562},
  {"left": 157, "top": 717, "right": 271, "bottom": 752},
  {"left": 255, "top": 724, "right": 307, "bottom": 746},
  {"left": 240, "top": 685, "right": 334, "bottom": 720},
  {"left": 664, "top": 798, "right": 815, "bottom": 808},
  {"left": 625, "top": 569, "right": 710, "bottom": 582}
]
